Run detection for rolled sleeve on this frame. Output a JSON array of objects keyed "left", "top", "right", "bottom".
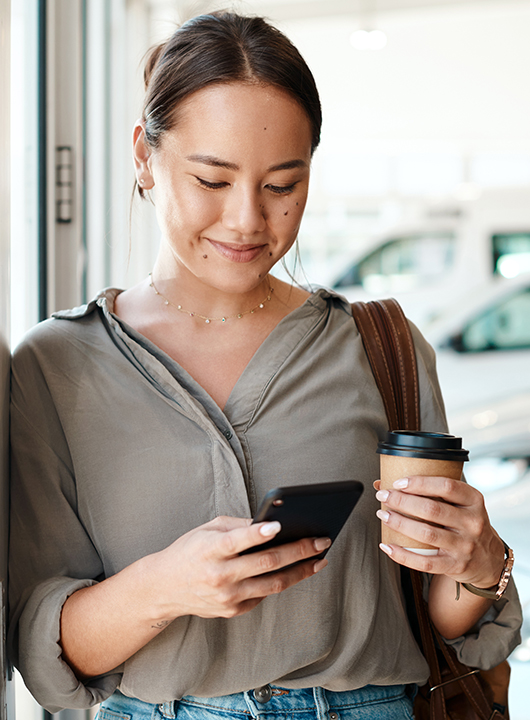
[
  {"left": 8, "top": 333, "right": 121, "bottom": 711},
  {"left": 17, "top": 577, "right": 120, "bottom": 713},
  {"left": 443, "top": 579, "right": 522, "bottom": 670}
]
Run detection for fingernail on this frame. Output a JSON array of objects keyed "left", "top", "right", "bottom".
[
  {"left": 379, "top": 543, "right": 393, "bottom": 555},
  {"left": 394, "top": 478, "right": 409, "bottom": 489},
  {"left": 376, "top": 490, "right": 389, "bottom": 502},
  {"left": 376, "top": 509, "right": 390, "bottom": 522},
  {"left": 260, "top": 521, "right": 281, "bottom": 537},
  {"left": 372, "top": 479, "right": 381, "bottom": 489},
  {"left": 313, "top": 558, "right": 328, "bottom": 573},
  {"left": 314, "top": 537, "right": 332, "bottom": 552}
]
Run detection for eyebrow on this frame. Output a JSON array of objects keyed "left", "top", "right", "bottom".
[
  {"left": 186, "top": 154, "right": 239, "bottom": 171},
  {"left": 268, "top": 159, "right": 308, "bottom": 172},
  {"left": 186, "top": 154, "right": 308, "bottom": 173}
]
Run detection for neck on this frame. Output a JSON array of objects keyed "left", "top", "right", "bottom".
[{"left": 149, "top": 271, "right": 274, "bottom": 324}]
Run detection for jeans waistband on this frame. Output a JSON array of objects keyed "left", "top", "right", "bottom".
[
  {"left": 157, "top": 684, "right": 410, "bottom": 719},
  {"left": 101, "top": 684, "right": 412, "bottom": 720}
]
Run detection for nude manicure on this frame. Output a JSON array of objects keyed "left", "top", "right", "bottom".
[
  {"left": 393, "top": 478, "right": 409, "bottom": 489},
  {"left": 314, "top": 537, "right": 332, "bottom": 552},
  {"left": 313, "top": 558, "right": 328, "bottom": 573},
  {"left": 260, "top": 521, "right": 281, "bottom": 537}
]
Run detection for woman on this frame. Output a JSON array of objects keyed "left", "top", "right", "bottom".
[{"left": 8, "top": 12, "right": 521, "bottom": 720}]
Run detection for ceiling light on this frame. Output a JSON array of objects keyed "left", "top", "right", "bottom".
[
  {"left": 350, "top": 29, "right": 387, "bottom": 51},
  {"left": 454, "top": 182, "right": 482, "bottom": 203}
]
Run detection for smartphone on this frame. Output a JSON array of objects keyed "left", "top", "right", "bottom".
[{"left": 242, "top": 480, "right": 364, "bottom": 558}]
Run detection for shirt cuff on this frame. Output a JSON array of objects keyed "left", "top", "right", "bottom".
[
  {"left": 442, "top": 578, "right": 522, "bottom": 670},
  {"left": 15, "top": 576, "right": 121, "bottom": 713}
]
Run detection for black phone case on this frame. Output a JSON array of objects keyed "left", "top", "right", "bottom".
[{"left": 243, "top": 480, "right": 364, "bottom": 556}]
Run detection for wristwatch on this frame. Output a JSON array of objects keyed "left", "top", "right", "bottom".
[{"left": 462, "top": 540, "right": 514, "bottom": 601}]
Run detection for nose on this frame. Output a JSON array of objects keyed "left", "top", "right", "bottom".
[{"left": 221, "top": 186, "right": 267, "bottom": 237}]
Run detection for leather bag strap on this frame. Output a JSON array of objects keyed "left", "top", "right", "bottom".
[
  {"left": 434, "top": 624, "right": 502, "bottom": 719},
  {"left": 351, "top": 299, "right": 420, "bottom": 432},
  {"left": 351, "top": 299, "right": 495, "bottom": 720},
  {"left": 409, "top": 570, "right": 446, "bottom": 718}
]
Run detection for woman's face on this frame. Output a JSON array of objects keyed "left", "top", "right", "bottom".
[{"left": 133, "top": 82, "right": 313, "bottom": 295}]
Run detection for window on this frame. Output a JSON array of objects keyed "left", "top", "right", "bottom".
[
  {"left": 333, "top": 232, "right": 455, "bottom": 294},
  {"left": 492, "top": 232, "right": 530, "bottom": 279},
  {"left": 459, "top": 287, "right": 530, "bottom": 352},
  {"left": 10, "top": 0, "right": 39, "bottom": 347}
]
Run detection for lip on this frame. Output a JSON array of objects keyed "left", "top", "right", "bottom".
[{"left": 206, "top": 239, "right": 267, "bottom": 263}]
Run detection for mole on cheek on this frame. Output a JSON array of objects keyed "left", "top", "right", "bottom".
[
  {"left": 269, "top": 252, "right": 273, "bottom": 257},
  {"left": 284, "top": 211, "right": 288, "bottom": 216},
  {"left": 203, "top": 254, "right": 208, "bottom": 259}
]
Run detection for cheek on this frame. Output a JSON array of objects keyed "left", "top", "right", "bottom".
[
  {"left": 273, "top": 197, "right": 307, "bottom": 236},
  {"left": 159, "top": 186, "right": 222, "bottom": 232},
  {"left": 185, "top": 185, "right": 227, "bottom": 220}
]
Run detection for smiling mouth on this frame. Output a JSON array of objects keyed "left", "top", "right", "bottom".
[{"left": 206, "top": 239, "right": 268, "bottom": 263}]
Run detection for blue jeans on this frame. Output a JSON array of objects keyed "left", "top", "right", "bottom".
[{"left": 96, "top": 684, "right": 416, "bottom": 720}]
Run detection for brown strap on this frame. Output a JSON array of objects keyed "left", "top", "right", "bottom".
[
  {"left": 435, "top": 626, "right": 498, "bottom": 719},
  {"left": 410, "top": 570, "right": 447, "bottom": 720},
  {"left": 351, "top": 299, "right": 496, "bottom": 720},
  {"left": 414, "top": 569, "right": 496, "bottom": 720},
  {"left": 351, "top": 299, "right": 420, "bottom": 431}
]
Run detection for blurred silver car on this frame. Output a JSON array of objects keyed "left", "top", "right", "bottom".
[
  {"left": 423, "top": 273, "right": 530, "bottom": 455},
  {"left": 328, "top": 193, "right": 530, "bottom": 327}
]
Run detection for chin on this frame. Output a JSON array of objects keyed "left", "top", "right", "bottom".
[{"left": 201, "top": 270, "right": 271, "bottom": 296}]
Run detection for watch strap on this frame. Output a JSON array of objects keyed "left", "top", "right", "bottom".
[{"left": 462, "top": 540, "right": 514, "bottom": 601}]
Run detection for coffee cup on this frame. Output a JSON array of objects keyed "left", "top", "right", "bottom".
[{"left": 377, "top": 431, "right": 469, "bottom": 554}]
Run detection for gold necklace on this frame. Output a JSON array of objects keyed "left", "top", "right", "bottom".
[{"left": 148, "top": 273, "right": 274, "bottom": 324}]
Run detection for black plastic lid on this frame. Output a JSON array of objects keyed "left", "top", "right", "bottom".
[{"left": 377, "top": 431, "right": 469, "bottom": 462}]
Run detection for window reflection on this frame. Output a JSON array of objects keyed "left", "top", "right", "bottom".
[
  {"left": 461, "top": 288, "right": 530, "bottom": 352},
  {"left": 493, "top": 232, "right": 530, "bottom": 279},
  {"left": 333, "top": 232, "right": 455, "bottom": 293}
]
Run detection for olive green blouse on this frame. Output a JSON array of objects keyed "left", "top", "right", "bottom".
[{"left": 8, "top": 288, "right": 522, "bottom": 713}]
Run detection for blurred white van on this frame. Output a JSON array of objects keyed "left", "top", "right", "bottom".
[
  {"left": 327, "top": 189, "right": 530, "bottom": 328},
  {"left": 423, "top": 271, "right": 530, "bottom": 441}
]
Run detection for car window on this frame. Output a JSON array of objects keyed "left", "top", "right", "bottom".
[
  {"left": 492, "top": 232, "right": 530, "bottom": 278},
  {"left": 333, "top": 233, "right": 455, "bottom": 293},
  {"left": 460, "top": 287, "right": 530, "bottom": 351}
]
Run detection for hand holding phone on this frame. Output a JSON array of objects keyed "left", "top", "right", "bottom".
[{"left": 243, "top": 480, "right": 364, "bottom": 558}]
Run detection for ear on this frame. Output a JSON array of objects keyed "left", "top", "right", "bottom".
[{"left": 132, "top": 121, "right": 155, "bottom": 189}]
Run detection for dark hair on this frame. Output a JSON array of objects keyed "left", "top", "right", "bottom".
[{"left": 137, "top": 12, "right": 321, "bottom": 197}]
